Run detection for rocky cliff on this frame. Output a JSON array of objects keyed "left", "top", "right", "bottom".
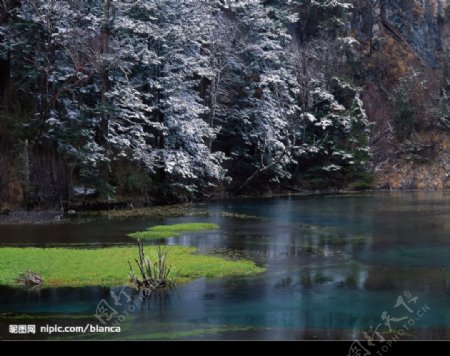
[
  {"left": 380, "top": 0, "right": 447, "bottom": 67},
  {"left": 353, "top": 0, "right": 450, "bottom": 190},
  {"left": 353, "top": 0, "right": 448, "bottom": 67},
  {"left": 374, "top": 132, "right": 450, "bottom": 189},
  {"left": 380, "top": 0, "right": 447, "bottom": 68}
]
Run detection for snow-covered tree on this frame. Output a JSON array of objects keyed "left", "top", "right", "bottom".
[
  {"left": 218, "top": 1, "right": 300, "bottom": 190},
  {"left": 300, "top": 0, "right": 353, "bottom": 39},
  {"left": 289, "top": 33, "right": 370, "bottom": 187},
  {"left": 1, "top": 0, "right": 373, "bottom": 205},
  {"left": 109, "top": 1, "right": 228, "bottom": 198},
  {"left": 109, "top": 0, "right": 161, "bottom": 172},
  {"left": 159, "top": 1, "right": 227, "bottom": 196},
  {"left": 7, "top": 1, "right": 112, "bottom": 200}
]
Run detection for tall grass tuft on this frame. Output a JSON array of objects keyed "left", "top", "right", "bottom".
[{"left": 129, "top": 239, "right": 175, "bottom": 291}]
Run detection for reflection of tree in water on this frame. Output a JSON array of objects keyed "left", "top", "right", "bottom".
[
  {"left": 444, "top": 268, "right": 450, "bottom": 296},
  {"left": 364, "top": 266, "right": 450, "bottom": 294},
  {"left": 130, "top": 286, "right": 174, "bottom": 313}
]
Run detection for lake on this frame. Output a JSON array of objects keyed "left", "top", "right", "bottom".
[{"left": 1, "top": 191, "right": 450, "bottom": 340}]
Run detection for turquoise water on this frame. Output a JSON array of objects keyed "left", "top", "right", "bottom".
[{"left": 2, "top": 191, "right": 450, "bottom": 340}]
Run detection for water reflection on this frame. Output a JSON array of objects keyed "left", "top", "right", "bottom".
[{"left": 2, "top": 192, "right": 450, "bottom": 339}]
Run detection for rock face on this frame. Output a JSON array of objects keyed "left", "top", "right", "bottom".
[
  {"left": 352, "top": 1, "right": 450, "bottom": 189},
  {"left": 379, "top": 0, "right": 447, "bottom": 68},
  {"left": 374, "top": 133, "right": 450, "bottom": 190},
  {"left": 353, "top": 0, "right": 448, "bottom": 68}
]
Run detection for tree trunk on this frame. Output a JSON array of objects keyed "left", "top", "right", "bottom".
[
  {"left": 99, "top": 0, "right": 111, "bottom": 150},
  {"left": 238, "top": 147, "right": 291, "bottom": 192},
  {"left": 22, "top": 140, "right": 31, "bottom": 205},
  {"left": 0, "top": 57, "right": 9, "bottom": 102}
]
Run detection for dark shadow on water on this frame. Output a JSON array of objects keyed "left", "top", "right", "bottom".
[{"left": 2, "top": 192, "right": 450, "bottom": 339}]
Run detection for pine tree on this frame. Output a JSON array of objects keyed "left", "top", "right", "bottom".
[
  {"left": 109, "top": 0, "right": 161, "bottom": 171},
  {"left": 159, "top": 1, "right": 226, "bottom": 197},
  {"left": 8, "top": 0, "right": 111, "bottom": 200},
  {"left": 110, "top": 1, "right": 227, "bottom": 198},
  {"left": 1, "top": 0, "right": 373, "bottom": 205},
  {"left": 219, "top": 1, "right": 300, "bottom": 191}
]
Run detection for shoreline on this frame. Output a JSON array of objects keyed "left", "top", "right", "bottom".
[
  {"left": 0, "top": 209, "right": 62, "bottom": 225},
  {"left": 1, "top": 188, "right": 450, "bottom": 225}
]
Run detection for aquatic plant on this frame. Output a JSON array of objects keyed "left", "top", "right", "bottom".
[
  {"left": 128, "top": 223, "right": 219, "bottom": 240},
  {"left": 16, "top": 271, "right": 44, "bottom": 287},
  {"left": 129, "top": 240, "right": 175, "bottom": 291}
]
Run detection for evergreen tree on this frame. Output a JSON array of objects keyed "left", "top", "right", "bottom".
[
  {"left": 159, "top": 1, "right": 226, "bottom": 197},
  {"left": 0, "top": 0, "right": 373, "bottom": 205},
  {"left": 219, "top": 1, "right": 300, "bottom": 190}
]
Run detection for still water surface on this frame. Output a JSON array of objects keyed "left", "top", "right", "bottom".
[{"left": 2, "top": 192, "right": 450, "bottom": 340}]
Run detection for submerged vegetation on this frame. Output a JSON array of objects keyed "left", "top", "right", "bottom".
[
  {"left": 105, "top": 325, "right": 256, "bottom": 341},
  {"left": 128, "top": 223, "right": 219, "bottom": 240},
  {"left": 47, "top": 322, "right": 256, "bottom": 341},
  {"left": 0, "top": 246, "right": 264, "bottom": 288}
]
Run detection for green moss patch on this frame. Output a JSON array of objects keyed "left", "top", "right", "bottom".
[
  {"left": 128, "top": 223, "right": 219, "bottom": 240},
  {"left": 0, "top": 246, "right": 264, "bottom": 288}
]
